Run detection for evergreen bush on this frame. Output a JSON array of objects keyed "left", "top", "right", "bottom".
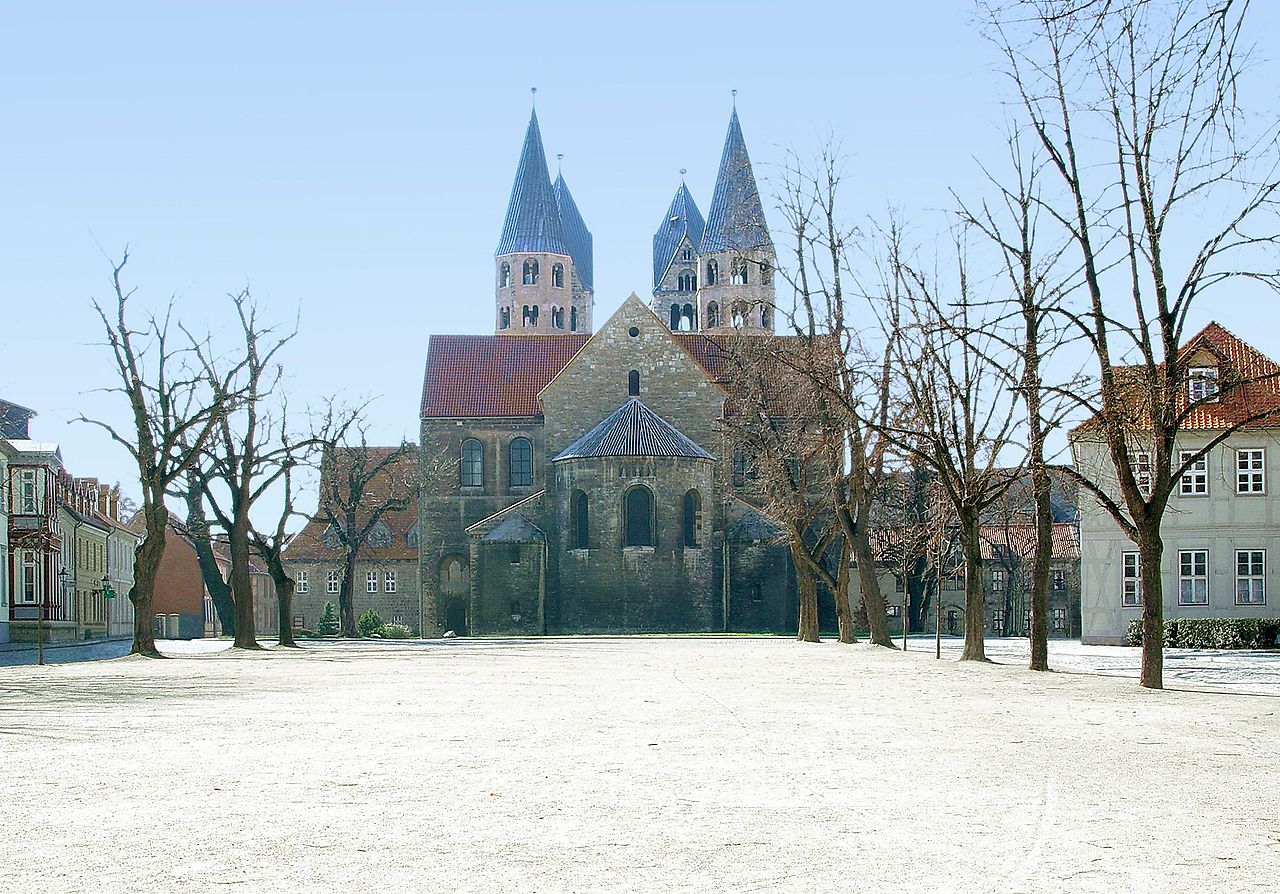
[
  {"left": 378, "top": 623, "right": 412, "bottom": 639},
  {"left": 356, "top": 608, "right": 385, "bottom": 638},
  {"left": 316, "top": 601, "right": 340, "bottom": 636},
  {"left": 1125, "top": 617, "right": 1279, "bottom": 649}
]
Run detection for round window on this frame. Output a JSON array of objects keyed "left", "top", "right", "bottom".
[{"left": 629, "top": 326, "right": 640, "bottom": 337}]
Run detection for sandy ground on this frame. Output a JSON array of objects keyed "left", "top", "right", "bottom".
[{"left": 0, "top": 637, "right": 1276, "bottom": 894}]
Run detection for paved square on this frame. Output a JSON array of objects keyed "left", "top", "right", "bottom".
[{"left": 1, "top": 637, "right": 1275, "bottom": 892}]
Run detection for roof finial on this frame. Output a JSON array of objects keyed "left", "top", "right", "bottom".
[
  {"left": 530, "top": 86, "right": 537, "bottom": 110},
  {"left": 731, "top": 88, "right": 737, "bottom": 109},
  {"left": 556, "top": 153, "right": 564, "bottom": 175},
  {"left": 679, "top": 168, "right": 687, "bottom": 182}
]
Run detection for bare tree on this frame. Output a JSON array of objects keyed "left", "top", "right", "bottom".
[
  {"left": 985, "top": 0, "right": 1280, "bottom": 687},
  {"left": 313, "top": 432, "right": 416, "bottom": 637},
  {"left": 77, "top": 251, "right": 245, "bottom": 657},
  {"left": 181, "top": 470, "right": 235, "bottom": 637}
]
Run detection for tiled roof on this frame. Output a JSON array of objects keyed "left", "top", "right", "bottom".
[
  {"left": 699, "top": 109, "right": 771, "bottom": 254},
  {"left": 554, "top": 399, "right": 714, "bottom": 461},
  {"left": 977, "top": 523, "right": 1080, "bottom": 561},
  {"left": 285, "top": 446, "right": 419, "bottom": 562},
  {"left": 495, "top": 111, "right": 570, "bottom": 257},
  {"left": 652, "top": 182, "right": 705, "bottom": 289},
  {"left": 553, "top": 173, "right": 593, "bottom": 290}
]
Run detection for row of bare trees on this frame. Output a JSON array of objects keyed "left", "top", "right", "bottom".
[
  {"left": 729, "top": 0, "right": 1279, "bottom": 688},
  {"left": 81, "top": 252, "right": 414, "bottom": 655}
]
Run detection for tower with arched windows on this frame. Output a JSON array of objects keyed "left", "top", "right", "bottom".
[
  {"left": 494, "top": 110, "right": 594, "bottom": 335},
  {"left": 696, "top": 108, "right": 776, "bottom": 334},
  {"left": 651, "top": 180, "right": 705, "bottom": 332}
]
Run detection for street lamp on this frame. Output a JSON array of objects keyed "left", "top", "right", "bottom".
[{"left": 44, "top": 565, "right": 70, "bottom": 667}]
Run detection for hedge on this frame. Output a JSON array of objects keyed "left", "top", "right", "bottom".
[{"left": 1125, "top": 617, "right": 1280, "bottom": 649}]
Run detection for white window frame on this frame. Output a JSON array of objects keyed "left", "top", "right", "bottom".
[
  {"left": 295, "top": 570, "right": 308, "bottom": 594},
  {"left": 1122, "top": 551, "right": 1142, "bottom": 607},
  {"left": 18, "top": 550, "right": 40, "bottom": 604},
  {"left": 366, "top": 570, "right": 379, "bottom": 594},
  {"left": 18, "top": 468, "right": 40, "bottom": 514},
  {"left": 1129, "top": 451, "right": 1153, "bottom": 496},
  {"left": 1178, "top": 549, "right": 1209, "bottom": 606},
  {"left": 384, "top": 570, "right": 397, "bottom": 593},
  {"left": 326, "top": 570, "right": 339, "bottom": 594},
  {"left": 1178, "top": 450, "right": 1208, "bottom": 497},
  {"left": 1051, "top": 608, "right": 1066, "bottom": 632},
  {"left": 990, "top": 568, "right": 1006, "bottom": 592},
  {"left": 1188, "top": 367, "right": 1219, "bottom": 403},
  {"left": 991, "top": 608, "right": 1005, "bottom": 633},
  {"left": 1235, "top": 549, "right": 1265, "bottom": 605},
  {"left": 1236, "top": 448, "right": 1265, "bottom": 494}
]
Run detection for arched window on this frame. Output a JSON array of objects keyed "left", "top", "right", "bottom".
[
  {"left": 570, "top": 307, "right": 578, "bottom": 331},
  {"left": 731, "top": 301, "right": 747, "bottom": 327},
  {"left": 731, "top": 259, "right": 748, "bottom": 285},
  {"left": 761, "top": 305, "right": 772, "bottom": 329},
  {"left": 706, "top": 259, "right": 718, "bottom": 285},
  {"left": 707, "top": 301, "right": 720, "bottom": 328},
  {"left": 759, "top": 261, "right": 772, "bottom": 285},
  {"left": 551, "top": 306, "right": 564, "bottom": 329},
  {"left": 500, "top": 262, "right": 511, "bottom": 288},
  {"left": 624, "top": 486, "right": 654, "bottom": 547},
  {"left": 573, "top": 490, "right": 589, "bottom": 549},
  {"left": 509, "top": 437, "right": 533, "bottom": 487},
  {"left": 523, "top": 305, "right": 539, "bottom": 326},
  {"left": 677, "top": 271, "right": 695, "bottom": 291},
  {"left": 683, "top": 489, "right": 701, "bottom": 548},
  {"left": 682, "top": 303, "right": 695, "bottom": 331},
  {"left": 460, "top": 438, "right": 483, "bottom": 487},
  {"left": 552, "top": 263, "right": 564, "bottom": 288},
  {"left": 499, "top": 307, "right": 510, "bottom": 329},
  {"left": 522, "top": 259, "right": 539, "bottom": 285},
  {"left": 628, "top": 369, "right": 640, "bottom": 396},
  {"left": 670, "top": 304, "right": 681, "bottom": 330},
  {"left": 681, "top": 247, "right": 692, "bottom": 261}
]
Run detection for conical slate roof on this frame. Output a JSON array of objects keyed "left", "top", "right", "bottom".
[
  {"left": 555, "top": 399, "right": 714, "bottom": 461},
  {"left": 652, "top": 182, "right": 705, "bottom": 289},
  {"left": 700, "top": 109, "right": 772, "bottom": 253},
  {"left": 553, "top": 173, "right": 594, "bottom": 290},
  {"left": 496, "top": 111, "right": 570, "bottom": 257}
]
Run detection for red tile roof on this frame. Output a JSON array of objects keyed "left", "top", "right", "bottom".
[{"left": 420, "top": 332, "right": 740, "bottom": 419}]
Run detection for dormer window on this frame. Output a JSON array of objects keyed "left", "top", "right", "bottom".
[{"left": 1188, "top": 367, "right": 1219, "bottom": 403}]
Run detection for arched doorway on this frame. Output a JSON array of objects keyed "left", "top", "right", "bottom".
[{"left": 440, "top": 555, "right": 469, "bottom": 635}]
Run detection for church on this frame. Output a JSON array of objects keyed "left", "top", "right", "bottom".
[{"left": 416, "top": 104, "right": 797, "bottom": 635}]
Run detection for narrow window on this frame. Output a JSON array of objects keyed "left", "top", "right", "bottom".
[
  {"left": 760, "top": 305, "right": 772, "bottom": 329},
  {"left": 624, "top": 486, "right": 654, "bottom": 547},
  {"left": 1236, "top": 549, "right": 1265, "bottom": 605},
  {"left": 529, "top": 305, "right": 539, "bottom": 326},
  {"left": 670, "top": 304, "right": 681, "bottom": 330},
  {"left": 552, "top": 263, "right": 564, "bottom": 288},
  {"left": 1129, "top": 451, "right": 1152, "bottom": 496},
  {"left": 296, "top": 570, "right": 308, "bottom": 594},
  {"left": 732, "top": 450, "right": 747, "bottom": 487},
  {"left": 759, "top": 261, "right": 772, "bottom": 284},
  {"left": 509, "top": 544, "right": 521, "bottom": 565},
  {"left": 628, "top": 370, "right": 640, "bottom": 396},
  {"left": 1178, "top": 450, "right": 1208, "bottom": 496},
  {"left": 1121, "top": 551, "right": 1142, "bottom": 606},
  {"left": 460, "top": 438, "right": 484, "bottom": 487},
  {"left": 385, "top": 570, "right": 397, "bottom": 593},
  {"left": 523, "top": 259, "right": 539, "bottom": 285},
  {"left": 570, "top": 307, "right": 578, "bottom": 331},
  {"left": 573, "top": 491, "right": 589, "bottom": 549},
  {"left": 1050, "top": 570, "right": 1066, "bottom": 592},
  {"left": 706, "top": 301, "right": 720, "bottom": 328},
  {"left": 731, "top": 260, "right": 747, "bottom": 285},
  {"left": 991, "top": 608, "right": 1005, "bottom": 634},
  {"left": 500, "top": 262, "right": 511, "bottom": 288},
  {"left": 682, "top": 303, "right": 694, "bottom": 331},
  {"left": 990, "top": 568, "right": 1006, "bottom": 592},
  {"left": 327, "top": 570, "right": 340, "bottom": 594},
  {"left": 1051, "top": 608, "right": 1066, "bottom": 632},
  {"left": 706, "top": 259, "right": 718, "bottom": 285},
  {"left": 1236, "top": 448, "right": 1265, "bottom": 494},
  {"left": 1188, "top": 367, "right": 1219, "bottom": 403},
  {"left": 509, "top": 437, "right": 533, "bottom": 487},
  {"left": 19, "top": 550, "right": 38, "bottom": 603},
  {"left": 499, "top": 307, "right": 510, "bottom": 329},
  {"left": 1178, "top": 549, "right": 1209, "bottom": 605},
  {"left": 731, "top": 301, "right": 747, "bottom": 327},
  {"left": 682, "top": 247, "right": 692, "bottom": 261},
  {"left": 366, "top": 570, "right": 378, "bottom": 593},
  {"left": 682, "top": 489, "right": 701, "bottom": 548}
]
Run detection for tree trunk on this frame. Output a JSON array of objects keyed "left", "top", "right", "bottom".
[
  {"left": 275, "top": 576, "right": 297, "bottom": 647},
  {"left": 832, "top": 547, "right": 857, "bottom": 644},
  {"left": 959, "top": 513, "right": 987, "bottom": 662},
  {"left": 792, "top": 541, "right": 820, "bottom": 643},
  {"left": 339, "top": 549, "right": 359, "bottom": 637},
  {"left": 1138, "top": 525, "right": 1165, "bottom": 689},
  {"left": 852, "top": 516, "right": 894, "bottom": 647},
  {"left": 1028, "top": 463, "right": 1053, "bottom": 672},
  {"left": 184, "top": 484, "right": 235, "bottom": 637},
  {"left": 229, "top": 509, "right": 260, "bottom": 649},
  {"left": 130, "top": 500, "right": 168, "bottom": 658}
]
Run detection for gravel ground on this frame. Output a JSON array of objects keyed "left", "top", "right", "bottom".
[{"left": 0, "top": 637, "right": 1276, "bottom": 893}]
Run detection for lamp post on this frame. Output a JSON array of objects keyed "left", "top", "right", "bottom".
[{"left": 46, "top": 565, "right": 70, "bottom": 666}]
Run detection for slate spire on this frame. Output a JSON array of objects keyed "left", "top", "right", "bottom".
[
  {"left": 699, "top": 108, "right": 772, "bottom": 253},
  {"left": 652, "top": 181, "right": 705, "bottom": 290},
  {"left": 496, "top": 110, "right": 570, "bottom": 257},
  {"left": 553, "top": 172, "right": 593, "bottom": 290}
]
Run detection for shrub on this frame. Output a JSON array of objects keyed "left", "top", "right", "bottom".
[
  {"left": 1126, "top": 617, "right": 1279, "bottom": 649},
  {"left": 356, "top": 608, "right": 385, "bottom": 638},
  {"left": 316, "top": 602, "right": 340, "bottom": 636},
  {"left": 379, "top": 623, "right": 412, "bottom": 640}
]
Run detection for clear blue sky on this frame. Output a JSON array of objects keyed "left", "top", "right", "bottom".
[{"left": 3, "top": 2, "right": 1279, "bottom": 503}]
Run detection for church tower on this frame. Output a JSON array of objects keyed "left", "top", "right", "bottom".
[
  {"left": 494, "top": 108, "right": 591, "bottom": 335},
  {"left": 553, "top": 169, "right": 595, "bottom": 333},
  {"left": 696, "top": 107, "right": 775, "bottom": 333},
  {"left": 651, "top": 177, "right": 705, "bottom": 331}
]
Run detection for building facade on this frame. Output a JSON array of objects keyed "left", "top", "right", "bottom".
[
  {"left": 416, "top": 104, "right": 795, "bottom": 636},
  {"left": 1073, "top": 323, "right": 1280, "bottom": 644}
]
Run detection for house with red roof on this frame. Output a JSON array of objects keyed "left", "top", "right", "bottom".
[{"left": 1071, "top": 322, "right": 1280, "bottom": 643}]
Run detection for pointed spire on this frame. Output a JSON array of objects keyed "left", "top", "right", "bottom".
[
  {"left": 496, "top": 109, "right": 570, "bottom": 257},
  {"left": 699, "top": 108, "right": 772, "bottom": 253},
  {"left": 553, "top": 171, "right": 594, "bottom": 290},
  {"left": 653, "top": 181, "right": 706, "bottom": 290}
]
